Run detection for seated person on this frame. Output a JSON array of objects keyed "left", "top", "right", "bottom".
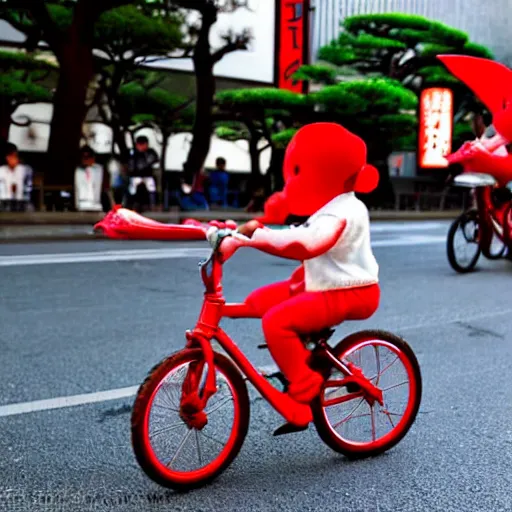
[
  {"left": 0, "top": 143, "right": 33, "bottom": 212},
  {"left": 74, "top": 146, "right": 106, "bottom": 212}
]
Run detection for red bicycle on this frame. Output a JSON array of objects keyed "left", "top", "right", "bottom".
[
  {"left": 445, "top": 139, "right": 512, "bottom": 273},
  {"left": 131, "top": 229, "right": 422, "bottom": 491}
]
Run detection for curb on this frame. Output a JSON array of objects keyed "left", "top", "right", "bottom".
[
  {"left": 0, "top": 209, "right": 460, "bottom": 225},
  {"left": 0, "top": 211, "right": 459, "bottom": 243}
]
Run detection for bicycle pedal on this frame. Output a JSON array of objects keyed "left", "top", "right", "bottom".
[{"left": 273, "top": 422, "right": 309, "bottom": 437}]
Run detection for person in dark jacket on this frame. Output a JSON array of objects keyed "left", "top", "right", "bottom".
[
  {"left": 208, "top": 157, "right": 229, "bottom": 207},
  {"left": 125, "top": 136, "right": 159, "bottom": 212}
]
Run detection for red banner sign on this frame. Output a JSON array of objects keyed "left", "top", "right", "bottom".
[
  {"left": 277, "top": 0, "right": 307, "bottom": 92},
  {"left": 418, "top": 87, "right": 454, "bottom": 169}
]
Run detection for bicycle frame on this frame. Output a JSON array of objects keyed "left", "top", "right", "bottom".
[
  {"left": 453, "top": 173, "right": 511, "bottom": 255},
  {"left": 182, "top": 248, "right": 383, "bottom": 428}
]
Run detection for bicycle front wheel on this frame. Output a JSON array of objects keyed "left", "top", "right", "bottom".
[
  {"left": 447, "top": 210, "right": 481, "bottom": 273},
  {"left": 131, "top": 349, "right": 250, "bottom": 491},
  {"left": 312, "top": 330, "right": 422, "bottom": 459}
]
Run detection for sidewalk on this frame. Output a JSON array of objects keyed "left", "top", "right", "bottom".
[{"left": 0, "top": 209, "right": 459, "bottom": 242}]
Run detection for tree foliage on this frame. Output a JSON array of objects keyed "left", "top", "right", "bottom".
[
  {"left": 0, "top": 50, "right": 54, "bottom": 139},
  {"left": 318, "top": 13, "right": 494, "bottom": 92},
  {"left": 118, "top": 80, "right": 194, "bottom": 133},
  {"left": 0, "top": 50, "right": 54, "bottom": 104},
  {"left": 0, "top": 0, "right": 139, "bottom": 184}
]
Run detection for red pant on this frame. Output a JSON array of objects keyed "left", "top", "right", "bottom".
[{"left": 245, "top": 268, "right": 380, "bottom": 390}]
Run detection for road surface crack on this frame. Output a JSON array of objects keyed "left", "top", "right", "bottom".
[{"left": 455, "top": 322, "right": 504, "bottom": 339}]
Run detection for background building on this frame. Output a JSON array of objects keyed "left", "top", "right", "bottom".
[{"left": 311, "top": 0, "right": 512, "bottom": 64}]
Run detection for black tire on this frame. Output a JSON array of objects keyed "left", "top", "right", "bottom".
[
  {"left": 131, "top": 349, "right": 250, "bottom": 491},
  {"left": 447, "top": 210, "right": 481, "bottom": 273},
  {"left": 485, "top": 233, "right": 507, "bottom": 260},
  {"left": 312, "top": 330, "right": 422, "bottom": 460},
  {"left": 503, "top": 204, "right": 512, "bottom": 255}
]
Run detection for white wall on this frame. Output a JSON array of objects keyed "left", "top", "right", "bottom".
[{"left": 8, "top": 103, "right": 271, "bottom": 174}]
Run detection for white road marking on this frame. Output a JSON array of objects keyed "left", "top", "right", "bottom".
[
  {"left": 0, "top": 386, "right": 139, "bottom": 418},
  {"left": 1, "top": 305, "right": 510, "bottom": 419},
  {"left": 0, "top": 367, "right": 281, "bottom": 418},
  {"left": 370, "top": 222, "right": 446, "bottom": 233},
  {"left": 372, "top": 235, "right": 446, "bottom": 247},
  {"left": 0, "top": 248, "right": 210, "bottom": 267},
  {"left": 0, "top": 236, "right": 446, "bottom": 267}
]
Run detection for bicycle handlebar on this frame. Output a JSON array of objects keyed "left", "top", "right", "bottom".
[{"left": 201, "top": 227, "right": 236, "bottom": 292}]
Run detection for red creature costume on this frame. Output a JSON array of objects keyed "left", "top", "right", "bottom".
[
  {"left": 439, "top": 55, "right": 512, "bottom": 187},
  {"left": 214, "top": 123, "right": 381, "bottom": 404}
]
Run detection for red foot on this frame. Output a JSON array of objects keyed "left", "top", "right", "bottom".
[{"left": 288, "top": 371, "right": 324, "bottom": 404}]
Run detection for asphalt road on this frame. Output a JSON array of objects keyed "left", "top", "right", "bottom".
[{"left": 1, "top": 221, "right": 511, "bottom": 512}]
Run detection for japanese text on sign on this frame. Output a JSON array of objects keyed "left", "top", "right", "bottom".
[
  {"left": 418, "top": 88, "right": 454, "bottom": 169},
  {"left": 278, "top": 0, "right": 305, "bottom": 92}
]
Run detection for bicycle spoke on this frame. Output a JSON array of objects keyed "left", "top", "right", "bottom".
[
  {"left": 381, "top": 408, "right": 397, "bottom": 429},
  {"left": 332, "top": 398, "right": 365, "bottom": 429},
  {"left": 370, "top": 405, "right": 376, "bottom": 442},
  {"left": 161, "top": 380, "right": 181, "bottom": 410},
  {"left": 381, "top": 380, "right": 409, "bottom": 392},
  {"left": 200, "top": 431, "right": 226, "bottom": 448},
  {"left": 373, "top": 345, "right": 381, "bottom": 385},
  {"left": 323, "top": 391, "right": 364, "bottom": 408},
  {"left": 167, "top": 429, "right": 193, "bottom": 468},
  {"left": 335, "top": 412, "right": 372, "bottom": 425},
  {"left": 150, "top": 422, "right": 185, "bottom": 440},
  {"left": 205, "top": 396, "right": 233, "bottom": 415},
  {"left": 152, "top": 402, "right": 179, "bottom": 413},
  {"left": 195, "top": 430, "right": 203, "bottom": 466},
  {"left": 368, "top": 355, "right": 399, "bottom": 382}
]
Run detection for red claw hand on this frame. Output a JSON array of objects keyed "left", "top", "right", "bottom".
[
  {"left": 446, "top": 140, "right": 489, "bottom": 165},
  {"left": 218, "top": 234, "right": 245, "bottom": 263},
  {"left": 208, "top": 220, "right": 238, "bottom": 230}
]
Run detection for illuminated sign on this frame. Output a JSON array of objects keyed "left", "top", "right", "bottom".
[
  {"left": 277, "top": 0, "right": 308, "bottom": 92},
  {"left": 418, "top": 87, "right": 454, "bottom": 169}
]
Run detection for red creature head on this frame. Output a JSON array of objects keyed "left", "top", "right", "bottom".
[
  {"left": 438, "top": 55, "right": 512, "bottom": 141},
  {"left": 281, "top": 122, "right": 379, "bottom": 217}
]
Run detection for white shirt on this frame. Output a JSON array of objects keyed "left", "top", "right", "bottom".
[
  {"left": 303, "top": 193, "right": 379, "bottom": 291},
  {"left": 75, "top": 164, "right": 104, "bottom": 211},
  {"left": 0, "top": 164, "right": 27, "bottom": 201}
]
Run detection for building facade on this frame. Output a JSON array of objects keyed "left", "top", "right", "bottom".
[{"left": 311, "top": 0, "right": 511, "bottom": 64}]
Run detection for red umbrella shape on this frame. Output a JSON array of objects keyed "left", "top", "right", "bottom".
[{"left": 437, "top": 55, "right": 512, "bottom": 114}]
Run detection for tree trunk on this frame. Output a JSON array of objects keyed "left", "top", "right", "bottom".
[
  {"left": 0, "top": 102, "right": 11, "bottom": 147},
  {"left": 366, "top": 144, "right": 395, "bottom": 209},
  {"left": 45, "top": 35, "right": 94, "bottom": 186},
  {"left": 112, "top": 121, "right": 128, "bottom": 158},
  {"left": 267, "top": 147, "right": 285, "bottom": 192},
  {"left": 249, "top": 139, "right": 261, "bottom": 176},
  {"left": 246, "top": 122, "right": 261, "bottom": 176},
  {"left": 182, "top": 7, "right": 217, "bottom": 185},
  {"left": 108, "top": 66, "right": 129, "bottom": 159}
]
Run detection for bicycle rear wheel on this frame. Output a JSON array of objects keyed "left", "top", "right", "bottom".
[
  {"left": 447, "top": 210, "right": 481, "bottom": 273},
  {"left": 504, "top": 204, "right": 512, "bottom": 254},
  {"left": 131, "top": 349, "right": 250, "bottom": 491},
  {"left": 312, "top": 330, "right": 422, "bottom": 459}
]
